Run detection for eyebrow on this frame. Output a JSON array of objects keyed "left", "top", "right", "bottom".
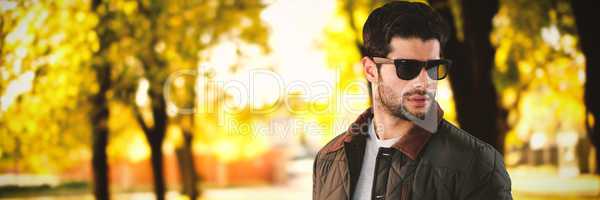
[{"left": 372, "top": 57, "right": 442, "bottom": 64}]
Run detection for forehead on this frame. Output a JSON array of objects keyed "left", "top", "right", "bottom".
[{"left": 387, "top": 37, "right": 441, "bottom": 60}]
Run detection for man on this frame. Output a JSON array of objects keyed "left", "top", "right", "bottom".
[{"left": 312, "top": 1, "right": 512, "bottom": 200}]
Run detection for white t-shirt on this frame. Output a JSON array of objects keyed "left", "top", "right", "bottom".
[{"left": 352, "top": 120, "right": 400, "bottom": 200}]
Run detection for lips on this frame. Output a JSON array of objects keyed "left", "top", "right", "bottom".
[{"left": 407, "top": 95, "right": 429, "bottom": 107}]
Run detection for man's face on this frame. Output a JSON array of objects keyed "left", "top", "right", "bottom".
[{"left": 366, "top": 37, "right": 440, "bottom": 119}]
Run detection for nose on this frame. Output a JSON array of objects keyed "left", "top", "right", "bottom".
[{"left": 413, "top": 67, "right": 431, "bottom": 89}]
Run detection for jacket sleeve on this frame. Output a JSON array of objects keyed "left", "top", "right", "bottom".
[{"left": 458, "top": 146, "right": 512, "bottom": 200}]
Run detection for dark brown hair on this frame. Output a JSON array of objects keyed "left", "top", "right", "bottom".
[{"left": 363, "top": 1, "right": 449, "bottom": 58}]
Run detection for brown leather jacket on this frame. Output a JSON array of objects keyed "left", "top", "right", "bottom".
[{"left": 313, "top": 108, "right": 512, "bottom": 200}]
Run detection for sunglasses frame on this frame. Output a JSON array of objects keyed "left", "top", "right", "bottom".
[{"left": 372, "top": 57, "right": 452, "bottom": 80}]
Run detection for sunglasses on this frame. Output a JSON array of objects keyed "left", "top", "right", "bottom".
[{"left": 372, "top": 57, "right": 451, "bottom": 80}]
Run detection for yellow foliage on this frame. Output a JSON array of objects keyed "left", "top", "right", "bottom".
[
  {"left": 492, "top": 0, "right": 586, "bottom": 152},
  {"left": 0, "top": 0, "right": 97, "bottom": 173}
]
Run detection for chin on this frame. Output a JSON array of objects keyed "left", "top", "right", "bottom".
[
  {"left": 406, "top": 107, "right": 429, "bottom": 118},
  {"left": 408, "top": 111, "right": 426, "bottom": 118}
]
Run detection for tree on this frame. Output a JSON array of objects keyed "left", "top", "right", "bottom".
[
  {"left": 89, "top": 0, "right": 120, "bottom": 199},
  {"left": 117, "top": 1, "right": 269, "bottom": 199},
  {"left": 572, "top": 0, "right": 600, "bottom": 174},
  {"left": 478, "top": 0, "right": 587, "bottom": 170},
  {"left": 167, "top": 73, "right": 199, "bottom": 198},
  {"left": 1, "top": 0, "right": 97, "bottom": 175},
  {"left": 432, "top": 0, "right": 506, "bottom": 153},
  {"left": 175, "top": 116, "right": 199, "bottom": 199}
]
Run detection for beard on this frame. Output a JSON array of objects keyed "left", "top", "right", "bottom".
[{"left": 376, "top": 80, "right": 435, "bottom": 120}]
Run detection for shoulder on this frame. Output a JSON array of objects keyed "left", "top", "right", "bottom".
[
  {"left": 313, "top": 132, "right": 350, "bottom": 180},
  {"left": 315, "top": 132, "right": 348, "bottom": 160},
  {"left": 421, "top": 120, "right": 504, "bottom": 173},
  {"left": 429, "top": 121, "right": 513, "bottom": 198}
]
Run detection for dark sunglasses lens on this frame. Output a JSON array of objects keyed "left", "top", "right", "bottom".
[
  {"left": 427, "top": 63, "right": 449, "bottom": 80},
  {"left": 394, "top": 60, "right": 421, "bottom": 80}
]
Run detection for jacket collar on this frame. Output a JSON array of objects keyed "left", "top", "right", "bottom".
[{"left": 323, "top": 103, "right": 444, "bottom": 160}]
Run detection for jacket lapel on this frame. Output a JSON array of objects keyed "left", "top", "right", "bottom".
[{"left": 344, "top": 134, "right": 366, "bottom": 200}]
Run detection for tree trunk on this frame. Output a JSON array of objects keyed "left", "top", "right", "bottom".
[
  {"left": 141, "top": 92, "right": 168, "bottom": 200},
  {"left": 149, "top": 139, "right": 166, "bottom": 200},
  {"left": 90, "top": 0, "right": 112, "bottom": 199},
  {"left": 434, "top": 0, "right": 505, "bottom": 153},
  {"left": 134, "top": 99, "right": 168, "bottom": 200},
  {"left": 133, "top": 86, "right": 168, "bottom": 200},
  {"left": 571, "top": 0, "right": 600, "bottom": 174},
  {"left": 90, "top": 63, "right": 110, "bottom": 200},
  {"left": 135, "top": 3, "right": 170, "bottom": 198},
  {"left": 91, "top": 105, "right": 109, "bottom": 200},
  {"left": 175, "top": 128, "right": 199, "bottom": 199}
]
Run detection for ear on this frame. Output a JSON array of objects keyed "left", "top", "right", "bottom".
[{"left": 362, "top": 56, "right": 378, "bottom": 84}]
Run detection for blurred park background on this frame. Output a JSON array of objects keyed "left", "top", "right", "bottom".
[{"left": 1, "top": 0, "right": 599, "bottom": 199}]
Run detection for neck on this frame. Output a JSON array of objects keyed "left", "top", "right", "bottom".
[{"left": 372, "top": 103, "right": 414, "bottom": 140}]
